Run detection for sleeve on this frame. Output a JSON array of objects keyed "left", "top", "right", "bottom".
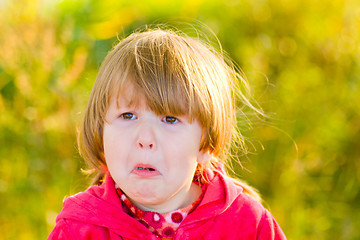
[
  {"left": 47, "top": 219, "right": 72, "bottom": 240},
  {"left": 257, "top": 209, "right": 287, "bottom": 240}
]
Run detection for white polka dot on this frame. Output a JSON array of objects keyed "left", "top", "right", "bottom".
[{"left": 153, "top": 213, "right": 160, "bottom": 222}]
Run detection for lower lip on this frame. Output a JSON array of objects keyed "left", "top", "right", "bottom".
[{"left": 132, "top": 168, "right": 161, "bottom": 178}]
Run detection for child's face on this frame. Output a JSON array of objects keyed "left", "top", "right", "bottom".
[{"left": 103, "top": 92, "right": 203, "bottom": 213}]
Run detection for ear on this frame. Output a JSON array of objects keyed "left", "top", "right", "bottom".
[{"left": 197, "top": 151, "right": 212, "bottom": 164}]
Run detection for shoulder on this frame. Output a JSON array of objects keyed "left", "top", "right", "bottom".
[
  {"left": 47, "top": 183, "right": 111, "bottom": 240},
  {"left": 47, "top": 219, "right": 71, "bottom": 240},
  {"left": 47, "top": 218, "right": 112, "bottom": 240},
  {"left": 210, "top": 171, "right": 265, "bottom": 219},
  {"left": 228, "top": 189, "right": 266, "bottom": 222},
  {"left": 225, "top": 182, "right": 273, "bottom": 223},
  {"left": 212, "top": 177, "right": 287, "bottom": 239},
  {"left": 226, "top": 192, "right": 287, "bottom": 239}
]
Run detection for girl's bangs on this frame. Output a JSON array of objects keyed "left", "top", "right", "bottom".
[
  {"left": 115, "top": 73, "right": 199, "bottom": 121},
  {"left": 110, "top": 46, "right": 203, "bottom": 123}
]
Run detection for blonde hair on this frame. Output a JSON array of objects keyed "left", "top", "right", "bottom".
[{"left": 78, "top": 27, "right": 262, "bottom": 202}]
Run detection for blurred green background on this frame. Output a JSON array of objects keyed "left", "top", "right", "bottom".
[{"left": 1, "top": 0, "right": 359, "bottom": 239}]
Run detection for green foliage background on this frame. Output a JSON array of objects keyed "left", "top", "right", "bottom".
[{"left": 1, "top": 0, "right": 359, "bottom": 239}]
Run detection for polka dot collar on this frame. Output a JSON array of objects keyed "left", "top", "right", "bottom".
[{"left": 115, "top": 184, "right": 205, "bottom": 239}]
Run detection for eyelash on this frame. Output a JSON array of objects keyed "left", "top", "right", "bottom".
[
  {"left": 163, "top": 116, "right": 178, "bottom": 124},
  {"left": 119, "top": 113, "right": 179, "bottom": 124}
]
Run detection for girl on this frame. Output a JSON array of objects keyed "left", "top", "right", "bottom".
[{"left": 48, "top": 27, "right": 286, "bottom": 239}]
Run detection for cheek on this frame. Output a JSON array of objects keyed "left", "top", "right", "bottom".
[
  {"left": 103, "top": 136, "right": 130, "bottom": 179},
  {"left": 103, "top": 126, "right": 127, "bottom": 161},
  {"left": 165, "top": 134, "right": 202, "bottom": 164},
  {"left": 103, "top": 127, "right": 114, "bottom": 154},
  {"left": 103, "top": 122, "right": 131, "bottom": 145}
]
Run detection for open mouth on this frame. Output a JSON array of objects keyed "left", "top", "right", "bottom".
[
  {"left": 137, "top": 167, "right": 156, "bottom": 171},
  {"left": 133, "top": 164, "right": 160, "bottom": 177}
]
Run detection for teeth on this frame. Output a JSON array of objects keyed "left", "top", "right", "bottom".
[{"left": 137, "top": 167, "right": 155, "bottom": 171}]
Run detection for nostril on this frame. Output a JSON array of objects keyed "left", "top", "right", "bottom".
[{"left": 138, "top": 142, "right": 154, "bottom": 149}]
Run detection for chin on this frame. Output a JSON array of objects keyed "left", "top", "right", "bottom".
[{"left": 129, "top": 191, "right": 163, "bottom": 204}]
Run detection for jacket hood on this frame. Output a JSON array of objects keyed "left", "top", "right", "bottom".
[
  {"left": 55, "top": 169, "right": 243, "bottom": 237},
  {"left": 181, "top": 168, "right": 244, "bottom": 225}
]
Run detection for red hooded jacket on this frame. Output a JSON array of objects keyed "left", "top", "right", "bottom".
[{"left": 48, "top": 170, "right": 286, "bottom": 239}]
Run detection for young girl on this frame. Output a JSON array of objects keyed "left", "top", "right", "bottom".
[{"left": 48, "top": 27, "right": 286, "bottom": 239}]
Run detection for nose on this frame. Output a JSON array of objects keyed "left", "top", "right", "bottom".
[{"left": 136, "top": 121, "right": 156, "bottom": 150}]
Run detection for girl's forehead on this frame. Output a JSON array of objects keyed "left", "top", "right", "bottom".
[
  {"left": 117, "top": 95, "right": 147, "bottom": 110},
  {"left": 111, "top": 83, "right": 147, "bottom": 109}
]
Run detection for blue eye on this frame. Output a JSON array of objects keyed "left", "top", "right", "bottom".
[
  {"left": 163, "top": 116, "right": 178, "bottom": 124},
  {"left": 121, "top": 112, "right": 136, "bottom": 120}
]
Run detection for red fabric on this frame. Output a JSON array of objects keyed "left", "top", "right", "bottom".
[{"left": 48, "top": 170, "right": 287, "bottom": 240}]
